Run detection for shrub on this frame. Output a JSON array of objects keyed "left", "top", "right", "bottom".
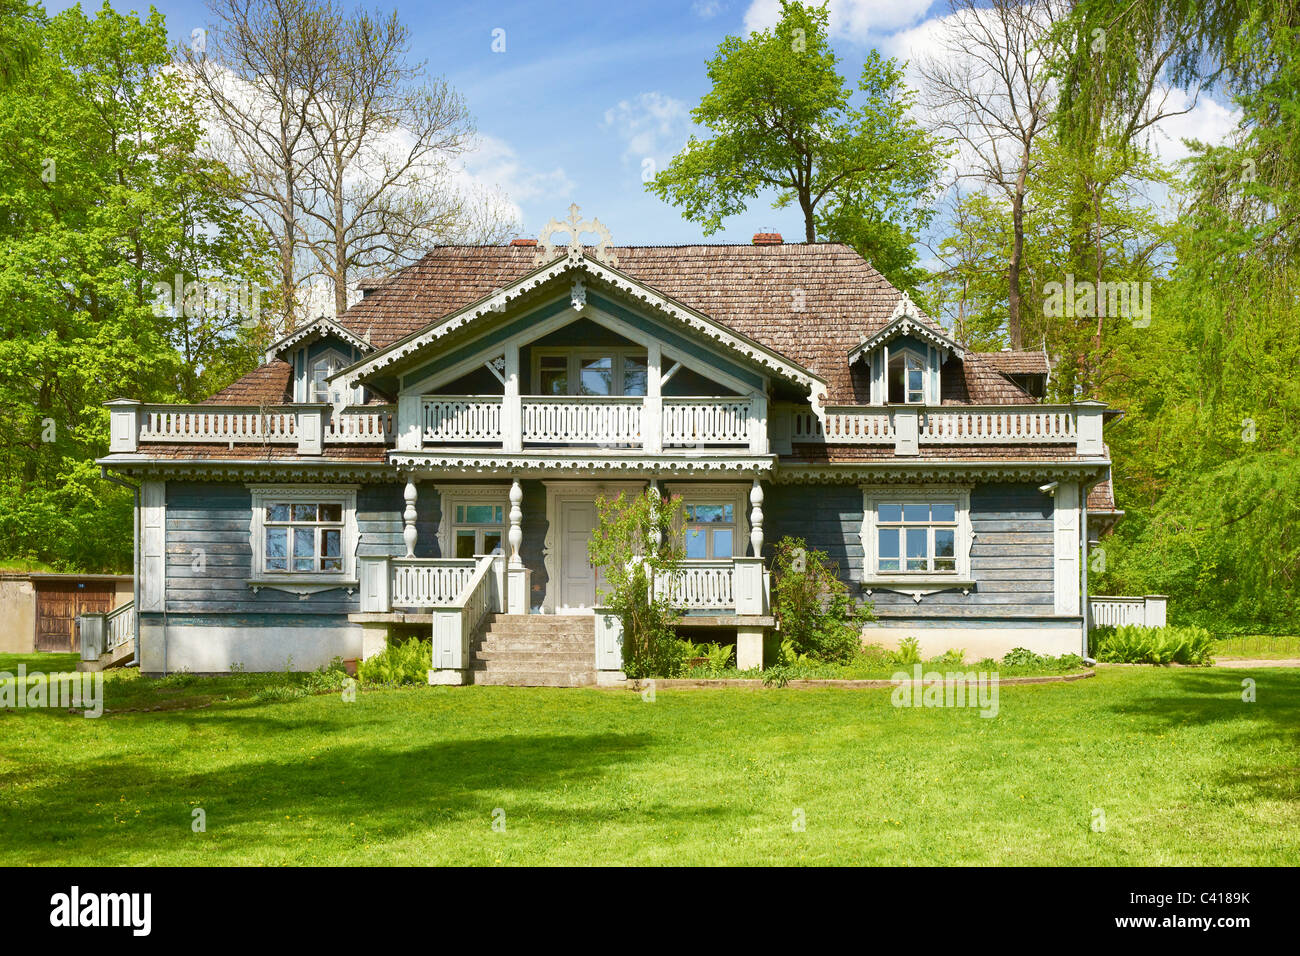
[
  {"left": 1093, "top": 624, "right": 1214, "bottom": 665},
  {"left": 588, "top": 489, "right": 688, "bottom": 679},
  {"left": 884, "top": 636, "right": 922, "bottom": 667},
  {"left": 359, "top": 638, "right": 433, "bottom": 686},
  {"left": 771, "top": 536, "right": 874, "bottom": 663}
]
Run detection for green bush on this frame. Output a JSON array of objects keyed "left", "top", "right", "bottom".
[
  {"left": 1093, "top": 625, "right": 1214, "bottom": 665},
  {"left": 771, "top": 536, "right": 874, "bottom": 663},
  {"left": 359, "top": 638, "right": 432, "bottom": 686},
  {"left": 884, "top": 636, "right": 922, "bottom": 667}
]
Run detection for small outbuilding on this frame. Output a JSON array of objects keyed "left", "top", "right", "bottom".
[{"left": 0, "top": 573, "right": 132, "bottom": 654}]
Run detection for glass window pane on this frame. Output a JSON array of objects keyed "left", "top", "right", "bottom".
[
  {"left": 265, "top": 527, "right": 287, "bottom": 570},
  {"left": 293, "top": 528, "right": 316, "bottom": 571},
  {"left": 906, "top": 527, "right": 928, "bottom": 571},
  {"left": 878, "top": 503, "right": 902, "bottom": 523},
  {"left": 878, "top": 528, "right": 899, "bottom": 571},
  {"left": 934, "top": 529, "right": 956, "bottom": 571},
  {"left": 455, "top": 530, "right": 476, "bottom": 559},
  {"left": 483, "top": 532, "right": 502, "bottom": 555},
  {"left": 462, "top": 504, "right": 498, "bottom": 524},
  {"left": 539, "top": 356, "right": 568, "bottom": 395},
  {"left": 685, "top": 527, "right": 706, "bottom": 559},
  {"left": 908, "top": 368, "right": 923, "bottom": 391},
  {"left": 712, "top": 529, "right": 733, "bottom": 558},
  {"left": 267, "top": 504, "right": 290, "bottom": 522},
  {"left": 322, "top": 529, "right": 341, "bottom": 557},
  {"left": 292, "top": 503, "right": 316, "bottom": 522},
  {"left": 623, "top": 356, "right": 648, "bottom": 396},
  {"left": 689, "top": 503, "right": 731, "bottom": 523},
  {"left": 903, "top": 503, "right": 929, "bottom": 523},
  {"left": 579, "top": 356, "right": 613, "bottom": 396},
  {"left": 319, "top": 503, "right": 342, "bottom": 522},
  {"left": 931, "top": 503, "right": 956, "bottom": 523}
]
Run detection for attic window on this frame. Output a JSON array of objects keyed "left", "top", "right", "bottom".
[
  {"left": 888, "top": 351, "right": 926, "bottom": 404},
  {"left": 309, "top": 351, "right": 349, "bottom": 403}
]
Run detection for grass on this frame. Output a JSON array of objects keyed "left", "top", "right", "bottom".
[
  {"left": 0, "top": 655, "right": 1296, "bottom": 865},
  {"left": 1212, "top": 634, "right": 1300, "bottom": 660}
]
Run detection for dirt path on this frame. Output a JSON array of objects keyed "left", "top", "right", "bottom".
[{"left": 1213, "top": 658, "right": 1300, "bottom": 668}]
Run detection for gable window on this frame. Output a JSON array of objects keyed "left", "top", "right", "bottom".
[
  {"left": 308, "top": 350, "right": 350, "bottom": 404},
  {"left": 532, "top": 349, "right": 648, "bottom": 397},
  {"left": 248, "top": 486, "right": 359, "bottom": 590},
  {"left": 888, "top": 351, "right": 926, "bottom": 404},
  {"left": 861, "top": 487, "right": 972, "bottom": 584},
  {"left": 436, "top": 486, "right": 510, "bottom": 559}
]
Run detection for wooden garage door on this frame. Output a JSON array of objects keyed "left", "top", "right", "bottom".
[{"left": 35, "top": 583, "right": 115, "bottom": 652}]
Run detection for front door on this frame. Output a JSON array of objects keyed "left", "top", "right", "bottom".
[{"left": 559, "top": 499, "right": 600, "bottom": 612}]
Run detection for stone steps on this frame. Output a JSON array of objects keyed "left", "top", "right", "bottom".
[{"left": 469, "top": 613, "right": 597, "bottom": 687}]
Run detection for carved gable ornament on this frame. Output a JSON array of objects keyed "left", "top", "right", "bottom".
[{"left": 534, "top": 204, "right": 619, "bottom": 267}]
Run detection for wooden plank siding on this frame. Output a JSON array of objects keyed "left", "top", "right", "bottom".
[{"left": 763, "top": 482, "right": 1057, "bottom": 618}]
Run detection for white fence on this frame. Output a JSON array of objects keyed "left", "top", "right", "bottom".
[
  {"left": 1089, "top": 595, "right": 1168, "bottom": 629},
  {"left": 391, "top": 559, "right": 477, "bottom": 607},
  {"left": 106, "top": 601, "right": 134, "bottom": 651}
]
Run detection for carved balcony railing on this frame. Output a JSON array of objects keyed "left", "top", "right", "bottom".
[{"left": 777, "top": 401, "right": 1106, "bottom": 457}]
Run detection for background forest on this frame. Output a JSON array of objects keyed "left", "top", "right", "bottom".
[{"left": 1, "top": 0, "right": 1295, "bottom": 634}]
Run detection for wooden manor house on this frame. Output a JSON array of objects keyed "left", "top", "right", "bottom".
[{"left": 94, "top": 207, "right": 1157, "bottom": 685}]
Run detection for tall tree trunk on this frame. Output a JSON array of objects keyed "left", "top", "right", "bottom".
[{"left": 1008, "top": 152, "right": 1028, "bottom": 349}]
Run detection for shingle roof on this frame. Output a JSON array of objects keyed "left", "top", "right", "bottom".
[
  {"left": 201, "top": 360, "right": 293, "bottom": 405},
  {"left": 943, "top": 353, "right": 1035, "bottom": 404},
  {"left": 982, "top": 350, "right": 1051, "bottom": 376},
  {"left": 334, "top": 243, "right": 930, "bottom": 404},
  {"left": 1087, "top": 470, "right": 1118, "bottom": 511}
]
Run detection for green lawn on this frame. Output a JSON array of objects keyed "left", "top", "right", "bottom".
[
  {"left": 1, "top": 659, "right": 1296, "bottom": 865},
  {"left": 1212, "top": 634, "right": 1300, "bottom": 660}
]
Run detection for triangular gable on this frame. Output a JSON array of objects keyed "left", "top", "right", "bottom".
[
  {"left": 264, "top": 316, "right": 372, "bottom": 365},
  {"left": 847, "top": 292, "right": 963, "bottom": 366},
  {"left": 335, "top": 251, "right": 827, "bottom": 399}
]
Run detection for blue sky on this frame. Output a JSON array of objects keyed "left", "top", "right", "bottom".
[{"left": 45, "top": 0, "right": 1237, "bottom": 251}]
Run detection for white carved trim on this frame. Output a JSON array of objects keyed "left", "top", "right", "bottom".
[
  {"left": 859, "top": 484, "right": 973, "bottom": 589},
  {"left": 265, "top": 316, "right": 371, "bottom": 365},
  {"left": 772, "top": 461, "right": 1109, "bottom": 485},
  {"left": 246, "top": 484, "right": 360, "bottom": 594},
  {"left": 535, "top": 204, "right": 619, "bottom": 267},
  {"left": 848, "top": 295, "right": 963, "bottom": 366}
]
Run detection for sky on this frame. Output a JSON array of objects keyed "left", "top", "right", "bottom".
[{"left": 44, "top": 0, "right": 1242, "bottom": 253}]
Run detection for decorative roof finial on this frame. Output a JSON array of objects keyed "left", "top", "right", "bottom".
[{"left": 534, "top": 204, "right": 618, "bottom": 267}]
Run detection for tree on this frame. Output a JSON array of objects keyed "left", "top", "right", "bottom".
[
  {"left": 647, "top": 0, "right": 944, "bottom": 291},
  {"left": 0, "top": 1, "right": 273, "bottom": 569}
]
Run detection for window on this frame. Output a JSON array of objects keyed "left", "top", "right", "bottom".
[
  {"left": 436, "top": 486, "right": 510, "bottom": 559},
  {"left": 264, "top": 502, "right": 344, "bottom": 572},
  {"left": 451, "top": 502, "right": 505, "bottom": 558},
  {"left": 887, "top": 350, "right": 927, "bottom": 404},
  {"left": 248, "top": 485, "right": 358, "bottom": 589},
  {"left": 683, "top": 502, "right": 736, "bottom": 559},
  {"left": 308, "top": 351, "right": 350, "bottom": 404},
  {"left": 532, "top": 350, "right": 648, "bottom": 396},
  {"left": 861, "top": 487, "right": 972, "bottom": 583}
]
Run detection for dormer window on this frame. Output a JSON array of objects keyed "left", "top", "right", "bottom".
[
  {"left": 309, "top": 351, "right": 349, "bottom": 404},
  {"left": 888, "top": 350, "right": 927, "bottom": 404}
]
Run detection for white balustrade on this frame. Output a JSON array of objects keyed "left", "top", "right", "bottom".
[
  {"left": 422, "top": 397, "right": 503, "bottom": 443},
  {"left": 105, "top": 601, "right": 134, "bottom": 651},
  {"left": 522, "top": 396, "right": 643, "bottom": 445},
  {"left": 138, "top": 406, "right": 297, "bottom": 443},
  {"left": 327, "top": 406, "right": 395, "bottom": 442},
  {"left": 1089, "top": 595, "right": 1168, "bottom": 629},
  {"left": 922, "top": 407, "right": 1076, "bottom": 443},
  {"left": 656, "top": 560, "right": 736, "bottom": 609},
  {"left": 790, "top": 407, "right": 894, "bottom": 443},
  {"left": 391, "top": 558, "right": 477, "bottom": 607},
  {"left": 662, "top": 398, "right": 752, "bottom": 446}
]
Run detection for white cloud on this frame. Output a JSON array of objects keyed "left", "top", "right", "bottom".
[
  {"left": 693, "top": 0, "right": 727, "bottom": 18},
  {"left": 602, "top": 91, "right": 693, "bottom": 170},
  {"left": 459, "top": 133, "right": 574, "bottom": 209},
  {"left": 743, "top": 0, "right": 933, "bottom": 41},
  {"left": 1144, "top": 89, "right": 1240, "bottom": 167}
]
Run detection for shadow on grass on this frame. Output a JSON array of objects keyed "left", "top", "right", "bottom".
[
  {"left": 1109, "top": 668, "right": 1300, "bottom": 803},
  {"left": 0, "top": 725, "right": 736, "bottom": 859}
]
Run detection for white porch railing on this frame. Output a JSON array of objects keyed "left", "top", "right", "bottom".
[
  {"left": 422, "top": 396, "right": 503, "bottom": 443},
  {"left": 1089, "top": 595, "right": 1168, "bottom": 629},
  {"left": 391, "top": 558, "right": 477, "bottom": 607},
  {"left": 661, "top": 398, "right": 751, "bottom": 445},
  {"left": 106, "top": 601, "right": 135, "bottom": 651},
  {"left": 430, "top": 554, "right": 502, "bottom": 681},
  {"left": 791, "top": 407, "right": 894, "bottom": 443},
  {"left": 655, "top": 560, "right": 736, "bottom": 609},
  {"left": 522, "top": 395, "right": 644, "bottom": 445},
  {"left": 139, "top": 405, "right": 298, "bottom": 443},
  {"left": 327, "top": 406, "right": 396, "bottom": 442},
  {"left": 921, "top": 407, "right": 1076, "bottom": 443}
]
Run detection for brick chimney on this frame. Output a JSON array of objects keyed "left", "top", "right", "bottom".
[
  {"left": 752, "top": 232, "right": 783, "bottom": 245},
  {"left": 510, "top": 238, "right": 538, "bottom": 247}
]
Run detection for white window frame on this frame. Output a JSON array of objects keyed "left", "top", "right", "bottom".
[
  {"left": 887, "top": 346, "right": 928, "bottom": 405},
  {"left": 247, "top": 485, "right": 360, "bottom": 593},
  {"left": 664, "top": 483, "right": 750, "bottom": 560},
  {"left": 530, "top": 347, "right": 649, "bottom": 397},
  {"left": 860, "top": 486, "right": 973, "bottom": 589},
  {"left": 434, "top": 484, "right": 511, "bottom": 559},
  {"left": 307, "top": 348, "right": 352, "bottom": 404}
]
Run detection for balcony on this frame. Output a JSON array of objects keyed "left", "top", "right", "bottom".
[{"left": 416, "top": 394, "right": 766, "bottom": 454}]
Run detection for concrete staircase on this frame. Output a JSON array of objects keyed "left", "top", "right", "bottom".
[{"left": 469, "top": 614, "right": 596, "bottom": 687}]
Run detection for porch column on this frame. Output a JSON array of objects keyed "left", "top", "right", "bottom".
[
  {"left": 502, "top": 343, "right": 522, "bottom": 453},
  {"left": 649, "top": 479, "right": 663, "bottom": 550},
  {"left": 506, "top": 478, "right": 531, "bottom": 614},
  {"left": 403, "top": 477, "right": 418, "bottom": 558},
  {"left": 749, "top": 479, "right": 764, "bottom": 557},
  {"left": 644, "top": 342, "right": 662, "bottom": 454}
]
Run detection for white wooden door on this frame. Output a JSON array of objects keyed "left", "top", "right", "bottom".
[{"left": 559, "top": 499, "right": 604, "bottom": 612}]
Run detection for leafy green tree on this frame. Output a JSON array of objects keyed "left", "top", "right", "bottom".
[{"left": 647, "top": 0, "right": 945, "bottom": 291}]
